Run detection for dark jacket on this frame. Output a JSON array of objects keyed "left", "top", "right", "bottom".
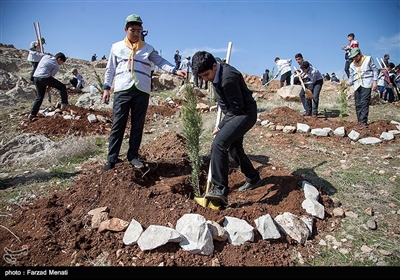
[
  {"left": 262, "top": 72, "right": 269, "bottom": 85},
  {"left": 213, "top": 62, "right": 257, "bottom": 130},
  {"left": 174, "top": 53, "right": 181, "bottom": 63}
]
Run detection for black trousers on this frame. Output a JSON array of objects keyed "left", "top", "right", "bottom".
[
  {"left": 354, "top": 86, "right": 371, "bottom": 124},
  {"left": 31, "top": 77, "right": 68, "bottom": 115},
  {"left": 344, "top": 58, "right": 353, "bottom": 78},
  {"left": 299, "top": 79, "right": 323, "bottom": 116},
  {"left": 193, "top": 73, "right": 200, "bottom": 87},
  {"left": 107, "top": 86, "right": 149, "bottom": 163},
  {"left": 211, "top": 103, "right": 260, "bottom": 196},
  {"left": 194, "top": 74, "right": 208, "bottom": 89},
  {"left": 280, "top": 71, "right": 292, "bottom": 87},
  {"left": 29, "top": 61, "right": 39, "bottom": 82},
  {"left": 69, "top": 77, "right": 83, "bottom": 89}
]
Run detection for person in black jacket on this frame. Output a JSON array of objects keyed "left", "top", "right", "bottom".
[
  {"left": 261, "top": 69, "right": 270, "bottom": 85},
  {"left": 174, "top": 50, "right": 181, "bottom": 70},
  {"left": 331, "top": 72, "right": 340, "bottom": 83},
  {"left": 191, "top": 51, "right": 263, "bottom": 206}
]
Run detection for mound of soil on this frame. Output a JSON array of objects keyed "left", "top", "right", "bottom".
[{"left": 1, "top": 101, "right": 399, "bottom": 268}]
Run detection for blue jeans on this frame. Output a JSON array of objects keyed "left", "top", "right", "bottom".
[
  {"left": 384, "top": 87, "right": 394, "bottom": 103},
  {"left": 377, "top": 85, "right": 385, "bottom": 99}
]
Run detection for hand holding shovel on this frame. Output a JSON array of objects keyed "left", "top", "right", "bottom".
[{"left": 294, "top": 66, "right": 313, "bottom": 99}]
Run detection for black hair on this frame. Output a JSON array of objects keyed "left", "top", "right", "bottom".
[
  {"left": 388, "top": 62, "right": 395, "bottom": 68},
  {"left": 300, "top": 60, "right": 310, "bottom": 69},
  {"left": 265, "top": 69, "right": 269, "bottom": 72},
  {"left": 55, "top": 52, "right": 66, "bottom": 62},
  {"left": 274, "top": 57, "right": 280, "bottom": 62},
  {"left": 191, "top": 51, "right": 217, "bottom": 75},
  {"left": 295, "top": 53, "right": 303, "bottom": 59},
  {"left": 126, "top": 22, "right": 142, "bottom": 29},
  {"left": 348, "top": 33, "right": 355, "bottom": 38}
]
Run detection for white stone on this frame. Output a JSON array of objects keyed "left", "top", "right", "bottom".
[
  {"left": 311, "top": 128, "right": 329, "bottom": 136},
  {"left": 123, "top": 218, "right": 143, "bottom": 246},
  {"left": 380, "top": 132, "right": 394, "bottom": 140},
  {"left": 176, "top": 213, "right": 214, "bottom": 255},
  {"left": 254, "top": 214, "right": 281, "bottom": 240},
  {"left": 223, "top": 216, "right": 254, "bottom": 245},
  {"left": 297, "top": 123, "right": 310, "bottom": 133},
  {"left": 348, "top": 130, "right": 360, "bottom": 141},
  {"left": 333, "top": 126, "right": 345, "bottom": 137},
  {"left": 137, "top": 225, "right": 183, "bottom": 251},
  {"left": 358, "top": 137, "right": 382, "bottom": 145},
  {"left": 274, "top": 212, "right": 310, "bottom": 245}
]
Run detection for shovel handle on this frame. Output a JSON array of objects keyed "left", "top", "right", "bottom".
[
  {"left": 205, "top": 42, "right": 232, "bottom": 196},
  {"left": 293, "top": 66, "right": 306, "bottom": 90},
  {"left": 294, "top": 66, "right": 313, "bottom": 99}
]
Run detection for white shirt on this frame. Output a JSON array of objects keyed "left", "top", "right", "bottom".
[
  {"left": 27, "top": 41, "right": 45, "bottom": 62},
  {"left": 179, "top": 58, "right": 191, "bottom": 72},
  {"left": 275, "top": 59, "right": 292, "bottom": 76},
  {"left": 75, "top": 73, "right": 86, "bottom": 88}
]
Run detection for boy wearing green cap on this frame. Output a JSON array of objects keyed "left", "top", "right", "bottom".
[
  {"left": 102, "top": 14, "right": 187, "bottom": 171},
  {"left": 346, "top": 48, "right": 379, "bottom": 126}
]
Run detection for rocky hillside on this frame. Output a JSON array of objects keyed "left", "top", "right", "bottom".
[{"left": 0, "top": 43, "right": 266, "bottom": 97}]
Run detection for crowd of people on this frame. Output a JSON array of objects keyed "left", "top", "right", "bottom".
[
  {"left": 261, "top": 32, "right": 400, "bottom": 124},
  {"left": 25, "top": 23, "right": 399, "bottom": 207}
]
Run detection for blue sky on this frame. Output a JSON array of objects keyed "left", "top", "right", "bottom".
[{"left": 1, "top": 0, "right": 399, "bottom": 79}]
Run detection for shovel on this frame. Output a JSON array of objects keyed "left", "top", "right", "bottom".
[
  {"left": 193, "top": 104, "right": 222, "bottom": 210},
  {"left": 33, "top": 22, "right": 44, "bottom": 53},
  {"left": 294, "top": 66, "right": 313, "bottom": 99},
  {"left": 263, "top": 78, "right": 273, "bottom": 88},
  {"left": 33, "top": 22, "right": 52, "bottom": 105},
  {"left": 194, "top": 42, "right": 233, "bottom": 210},
  {"left": 193, "top": 90, "right": 223, "bottom": 210}
]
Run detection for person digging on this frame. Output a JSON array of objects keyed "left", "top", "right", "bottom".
[{"left": 191, "top": 51, "right": 263, "bottom": 206}]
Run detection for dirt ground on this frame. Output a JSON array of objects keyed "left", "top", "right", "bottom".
[{"left": 0, "top": 90, "right": 399, "bottom": 270}]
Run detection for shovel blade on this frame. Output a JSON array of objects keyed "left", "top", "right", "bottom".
[
  {"left": 194, "top": 196, "right": 208, "bottom": 207},
  {"left": 208, "top": 200, "right": 221, "bottom": 210},
  {"left": 193, "top": 196, "right": 220, "bottom": 210}
]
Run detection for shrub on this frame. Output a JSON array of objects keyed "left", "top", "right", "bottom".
[{"left": 182, "top": 82, "right": 204, "bottom": 196}]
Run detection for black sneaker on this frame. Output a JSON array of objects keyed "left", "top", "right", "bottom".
[
  {"left": 205, "top": 188, "right": 228, "bottom": 205},
  {"left": 28, "top": 114, "right": 37, "bottom": 121},
  {"left": 103, "top": 162, "right": 115, "bottom": 171},
  {"left": 238, "top": 178, "right": 263, "bottom": 191},
  {"left": 103, "top": 158, "right": 123, "bottom": 171},
  {"left": 130, "top": 158, "right": 144, "bottom": 168}
]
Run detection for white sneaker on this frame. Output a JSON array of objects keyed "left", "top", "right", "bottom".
[{"left": 60, "top": 104, "right": 67, "bottom": 110}]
